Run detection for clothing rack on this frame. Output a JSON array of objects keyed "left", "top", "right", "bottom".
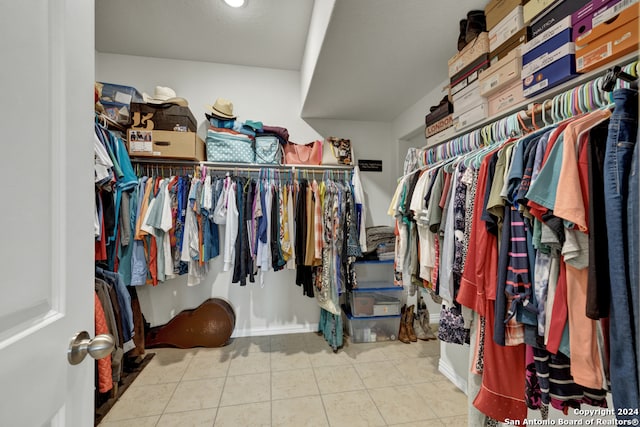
[
  {"left": 421, "top": 53, "right": 639, "bottom": 166},
  {"left": 130, "top": 158, "right": 354, "bottom": 179}
]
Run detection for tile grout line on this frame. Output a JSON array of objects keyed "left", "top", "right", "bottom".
[
  {"left": 350, "top": 349, "right": 390, "bottom": 426},
  {"left": 212, "top": 346, "right": 233, "bottom": 426},
  {"left": 154, "top": 351, "right": 196, "bottom": 424},
  {"left": 310, "top": 353, "right": 332, "bottom": 427}
]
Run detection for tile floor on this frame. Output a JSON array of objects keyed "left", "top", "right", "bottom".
[{"left": 98, "top": 333, "right": 468, "bottom": 427}]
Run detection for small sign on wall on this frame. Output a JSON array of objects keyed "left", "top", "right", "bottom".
[{"left": 358, "top": 159, "right": 383, "bottom": 172}]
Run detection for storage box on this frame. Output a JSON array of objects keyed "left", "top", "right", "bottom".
[
  {"left": 452, "top": 81, "right": 484, "bottom": 117},
  {"left": 131, "top": 102, "right": 197, "bottom": 132},
  {"left": 343, "top": 309, "right": 401, "bottom": 343},
  {"left": 480, "top": 46, "right": 522, "bottom": 96},
  {"left": 488, "top": 79, "right": 525, "bottom": 115},
  {"left": 490, "top": 6, "right": 526, "bottom": 52},
  {"left": 425, "top": 100, "right": 454, "bottom": 126},
  {"left": 592, "top": 0, "right": 637, "bottom": 28},
  {"left": 486, "top": 0, "right": 525, "bottom": 30},
  {"left": 530, "top": 0, "right": 590, "bottom": 37},
  {"left": 426, "top": 114, "right": 454, "bottom": 138},
  {"left": 454, "top": 102, "right": 489, "bottom": 131},
  {"left": 426, "top": 126, "right": 457, "bottom": 146},
  {"left": 97, "top": 82, "right": 143, "bottom": 125},
  {"left": 448, "top": 32, "right": 490, "bottom": 78},
  {"left": 490, "top": 27, "right": 530, "bottom": 62},
  {"left": 450, "top": 54, "right": 491, "bottom": 95},
  {"left": 349, "top": 287, "right": 403, "bottom": 317},
  {"left": 524, "top": 0, "right": 561, "bottom": 24},
  {"left": 522, "top": 54, "right": 578, "bottom": 97},
  {"left": 522, "top": 15, "right": 572, "bottom": 54},
  {"left": 575, "top": 11, "right": 639, "bottom": 72},
  {"left": 127, "top": 130, "right": 205, "bottom": 161}
]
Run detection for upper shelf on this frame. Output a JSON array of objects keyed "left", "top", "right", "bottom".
[{"left": 423, "top": 52, "right": 639, "bottom": 150}]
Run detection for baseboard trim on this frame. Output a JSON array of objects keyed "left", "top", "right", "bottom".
[
  {"left": 438, "top": 357, "right": 468, "bottom": 394},
  {"left": 231, "top": 324, "right": 319, "bottom": 338}
]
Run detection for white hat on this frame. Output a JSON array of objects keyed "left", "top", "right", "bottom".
[{"left": 142, "top": 86, "right": 188, "bottom": 106}]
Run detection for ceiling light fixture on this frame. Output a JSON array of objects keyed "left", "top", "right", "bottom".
[{"left": 224, "top": 0, "right": 246, "bottom": 7}]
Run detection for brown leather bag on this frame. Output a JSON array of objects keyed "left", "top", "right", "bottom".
[
  {"left": 145, "top": 298, "right": 236, "bottom": 348},
  {"left": 283, "top": 140, "right": 322, "bottom": 165}
]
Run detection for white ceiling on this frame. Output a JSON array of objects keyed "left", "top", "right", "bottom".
[{"left": 95, "top": 0, "right": 487, "bottom": 121}]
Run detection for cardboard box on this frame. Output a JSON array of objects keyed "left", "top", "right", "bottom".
[
  {"left": 131, "top": 102, "right": 197, "bottom": 132},
  {"left": 575, "top": 14, "right": 639, "bottom": 72},
  {"left": 490, "top": 27, "right": 530, "bottom": 62},
  {"left": 488, "top": 79, "right": 525, "bottom": 115},
  {"left": 480, "top": 46, "right": 523, "bottom": 97},
  {"left": 450, "top": 54, "right": 491, "bottom": 95},
  {"left": 453, "top": 81, "right": 484, "bottom": 117},
  {"left": 454, "top": 102, "right": 489, "bottom": 131},
  {"left": 592, "top": 0, "right": 638, "bottom": 27},
  {"left": 127, "top": 130, "right": 205, "bottom": 161},
  {"left": 426, "top": 125, "right": 457, "bottom": 146},
  {"left": 522, "top": 54, "right": 578, "bottom": 97},
  {"left": 523, "top": 41, "right": 576, "bottom": 76},
  {"left": 577, "top": 0, "right": 638, "bottom": 45},
  {"left": 448, "top": 32, "right": 491, "bottom": 78},
  {"left": 524, "top": 0, "right": 561, "bottom": 24},
  {"left": 530, "top": 0, "right": 590, "bottom": 37},
  {"left": 486, "top": 0, "right": 525, "bottom": 30},
  {"left": 425, "top": 100, "right": 454, "bottom": 126},
  {"left": 490, "top": 6, "right": 526, "bottom": 52},
  {"left": 425, "top": 114, "right": 454, "bottom": 138},
  {"left": 522, "top": 15, "right": 572, "bottom": 53}
]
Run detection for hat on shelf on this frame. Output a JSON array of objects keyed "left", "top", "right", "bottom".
[
  {"left": 206, "top": 98, "right": 236, "bottom": 119},
  {"left": 142, "top": 86, "right": 188, "bottom": 106}
]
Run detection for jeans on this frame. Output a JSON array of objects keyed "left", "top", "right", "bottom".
[
  {"left": 629, "top": 131, "right": 640, "bottom": 391},
  {"left": 603, "top": 88, "right": 639, "bottom": 419}
]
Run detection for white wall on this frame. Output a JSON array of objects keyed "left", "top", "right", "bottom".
[
  {"left": 304, "top": 118, "right": 396, "bottom": 227},
  {"left": 96, "top": 53, "right": 395, "bottom": 336}
]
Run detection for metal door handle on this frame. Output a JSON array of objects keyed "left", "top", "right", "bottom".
[{"left": 67, "top": 331, "right": 115, "bottom": 365}]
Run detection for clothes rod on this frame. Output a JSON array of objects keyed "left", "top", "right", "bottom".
[
  {"left": 129, "top": 158, "right": 354, "bottom": 171},
  {"left": 423, "top": 52, "right": 638, "bottom": 150}
]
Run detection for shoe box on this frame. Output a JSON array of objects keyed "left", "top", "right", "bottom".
[
  {"left": 521, "top": 15, "right": 579, "bottom": 97},
  {"left": 485, "top": 0, "right": 525, "bottom": 31},
  {"left": 529, "top": 0, "right": 591, "bottom": 38},
  {"left": 575, "top": 2, "right": 639, "bottom": 73},
  {"left": 489, "top": 5, "right": 526, "bottom": 53}
]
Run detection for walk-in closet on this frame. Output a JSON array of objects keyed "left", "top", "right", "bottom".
[{"left": 1, "top": 0, "right": 639, "bottom": 426}]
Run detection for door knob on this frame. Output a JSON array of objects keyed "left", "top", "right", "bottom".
[{"left": 67, "top": 330, "right": 115, "bottom": 365}]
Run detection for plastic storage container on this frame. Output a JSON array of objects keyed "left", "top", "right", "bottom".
[
  {"left": 97, "top": 82, "right": 143, "bottom": 125},
  {"left": 349, "top": 287, "right": 402, "bottom": 317},
  {"left": 343, "top": 306, "right": 401, "bottom": 343}
]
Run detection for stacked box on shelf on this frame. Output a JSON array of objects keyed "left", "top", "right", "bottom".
[
  {"left": 452, "top": 81, "right": 489, "bottom": 132},
  {"left": 448, "top": 32, "right": 491, "bottom": 97},
  {"left": 489, "top": 5, "right": 526, "bottom": 54},
  {"left": 575, "top": 1, "right": 639, "bottom": 73},
  {"left": 529, "top": 0, "right": 591, "bottom": 38},
  {"left": 490, "top": 26, "right": 530, "bottom": 63},
  {"left": 521, "top": 16, "right": 579, "bottom": 97},
  {"left": 130, "top": 102, "right": 198, "bottom": 132},
  {"left": 480, "top": 46, "right": 525, "bottom": 114},
  {"left": 425, "top": 96, "right": 454, "bottom": 141},
  {"left": 524, "top": 0, "right": 562, "bottom": 24},
  {"left": 486, "top": 0, "right": 526, "bottom": 31},
  {"left": 443, "top": 32, "right": 490, "bottom": 136},
  {"left": 571, "top": 0, "right": 619, "bottom": 41},
  {"left": 127, "top": 129, "right": 205, "bottom": 161}
]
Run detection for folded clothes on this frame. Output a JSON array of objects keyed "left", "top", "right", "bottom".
[{"left": 364, "top": 226, "right": 395, "bottom": 254}]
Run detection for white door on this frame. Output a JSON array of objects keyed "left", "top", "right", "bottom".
[{"left": 0, "top": 0, "right": 95, "bottom": 426}]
